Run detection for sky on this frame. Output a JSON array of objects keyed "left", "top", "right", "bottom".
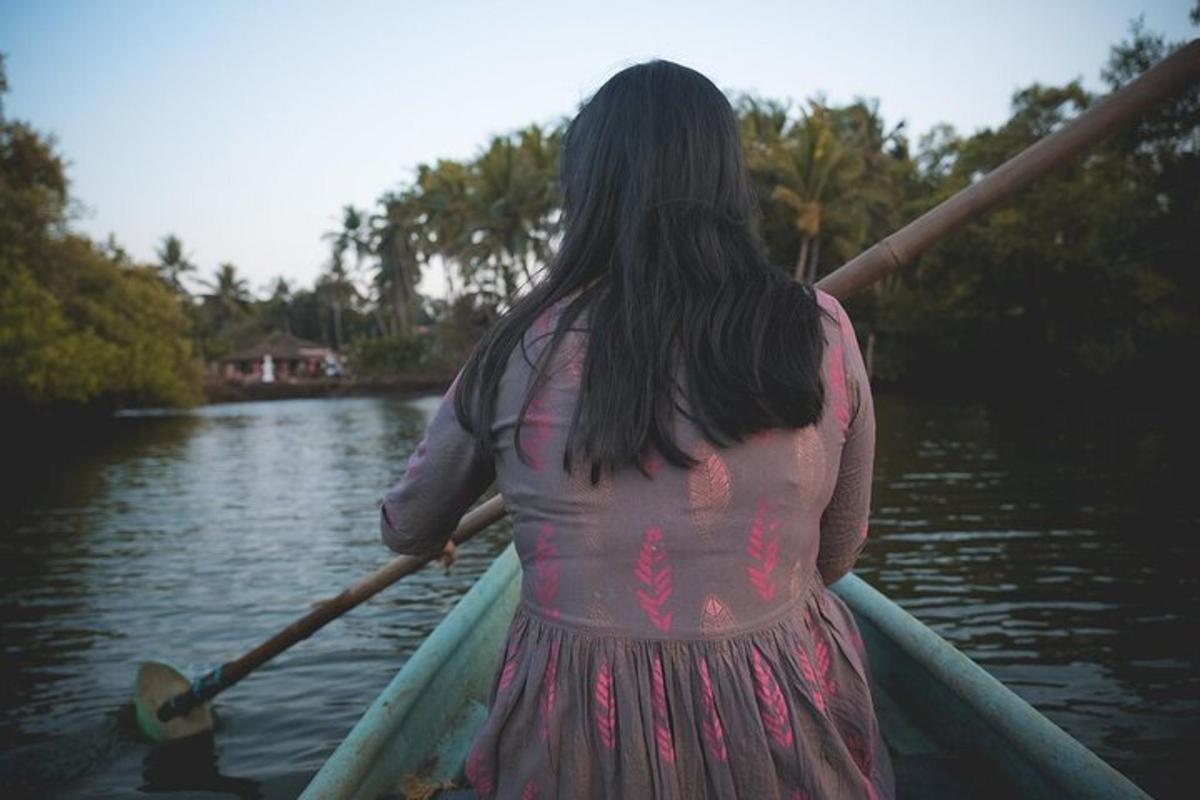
[{"left": 1, "top": 0, "right": 1196, "bottom": 299}]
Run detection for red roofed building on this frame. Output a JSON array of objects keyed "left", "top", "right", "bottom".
[{"left": 219, "top": 333, "right": 343, "bottom": 382}]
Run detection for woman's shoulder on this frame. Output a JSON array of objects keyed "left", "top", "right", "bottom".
[{"left": 812, "top": 286, "right": 857, "bottom": 340}]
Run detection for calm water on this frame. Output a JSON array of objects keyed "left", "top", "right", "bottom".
[{"left": 1, "top": 393, "right": 1195, "bottom": 798}]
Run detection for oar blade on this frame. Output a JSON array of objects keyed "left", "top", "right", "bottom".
[{"left": 134, "top": 661, "right": 214, "bottom": 742}]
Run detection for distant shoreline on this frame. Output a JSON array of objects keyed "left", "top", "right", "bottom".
[{"left": 201, "top": 374, "right": 455, "bottom": 405}]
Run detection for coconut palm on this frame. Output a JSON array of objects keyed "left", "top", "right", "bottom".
[
  {"left": 196, "top": 262, "right": 252, "bottom": 336},
  {"left": 760, "top": 102, "right": 882, "bottom": 283},
  {"left": 317, "top": 255, "right": 358, "bottom": 351},
  {"left": 201, "top": 261, "right": 251, "bottom": 306},
  {"left": 736, "top": 94, "right": 791, "bottom": 168},
  {"left": 459, "top": 126, "right": 562, "bottom": 305},
  {"left": 324, "top": 206, "right": 372, "bottom": 272},
  {"left": 154, "top": 233, "right": 197, "bottom": 294},
  {"left": 264, "top": 276, "right": 293, "bottom": 334},
  {"left": 372, "top": 190, "right": 424, "bottom": 335},
  {"left": 414, "top": 159, "right": 474, "bottom": 299}
]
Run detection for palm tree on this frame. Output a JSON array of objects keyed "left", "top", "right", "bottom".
[
  {"left": 324, "top": 205, "right": 373, "bottom": 272},
  {"left": 737, "top": 94, "right": 791, "bottom": 167},
  {"left": 155, "top": 234, "right": 197, "bottom": 294},
  {"left": 325, "top": 205, "right": 385, "bottom": 337},
  {"left": 414, "top": 159, "right": 473, "bottom": 299},
  {"left": 200, "top": 262, "right": 251, "bottom": 322},
  {"left": 372, "top": 191, "right": 423, "bottom": 336},
  {"left": 759, "top": 102, "right": 880, "bottom": 283},
  {"left": 264, "top": 276, "right": 293, "bottom": 334},
  {"left": 460, "top": 127, "right": 562, "bottom": 305},
  {"left": 316, "top": 256, "right": 359, "bottom": 351}
]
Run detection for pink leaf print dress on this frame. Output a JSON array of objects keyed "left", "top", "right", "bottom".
[{"left": 379, "top": 288, "right": 894, "bottom": 799}]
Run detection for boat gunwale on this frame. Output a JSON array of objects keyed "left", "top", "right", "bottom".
[
  {"left": 299, "top": 544, "right": 522, "bottom": 800},
  {"left": 831, "top": 574, "right": 1150, "bottom": 799}
]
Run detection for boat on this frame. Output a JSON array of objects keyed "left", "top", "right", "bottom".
[{"left": 299, "top": 543, "right": 1150, "bottom": 799}]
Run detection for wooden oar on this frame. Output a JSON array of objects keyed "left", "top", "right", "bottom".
[
  {"left": 137, "top": 38, "right": 1199, "bottom": 744},
  {"left": 135, "top": 495, "right": 507, "bottom": 742}
]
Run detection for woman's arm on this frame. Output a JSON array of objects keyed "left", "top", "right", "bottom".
[
  {"left": 816, "top": 297, "right": 876, "bottom": 586},
  {"left": 379, "top": 373, "right": 496, "bottom": 557}
]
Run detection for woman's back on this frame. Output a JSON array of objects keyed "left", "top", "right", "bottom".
[
  {"left": 496, "top": 287, "right": 853, "bottom": 636},
  {"left": 381, "top": 288, "right": 895, "bottom": 799}
]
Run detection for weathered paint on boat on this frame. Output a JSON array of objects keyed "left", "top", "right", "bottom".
[{"left": 300, "top": 543, "right": 1150, "bottom": 799}]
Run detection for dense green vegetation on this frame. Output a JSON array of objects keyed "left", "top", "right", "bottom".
[
  {"left": 2, "top": 17, "right": 1196, "bottom": 418},
  {"left": 1, "top": 60, "right": 202, "bottom": 414}
]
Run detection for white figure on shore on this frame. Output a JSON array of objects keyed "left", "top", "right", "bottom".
[
  {"left": 324, "top": 353, "right": 341, "bottom": 377},
  {"left": 262, "top": 353, "right": 275, "bottom": 383}
]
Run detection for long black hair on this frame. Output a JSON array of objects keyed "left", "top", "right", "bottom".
[{"left": 454, "top": 59, "right": 828, "bottom": 481}]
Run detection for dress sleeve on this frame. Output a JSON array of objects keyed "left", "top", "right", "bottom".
[
  {"left": 816, "top": 296, "right": 876, "bottom": 586},
  {"left": 379, "top": 372, "right": 497, "bottom": 557}
]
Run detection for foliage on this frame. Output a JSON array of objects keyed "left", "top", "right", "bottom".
[
  {"left": 874, "top": 21, "right": 1198, "bottom": 389},
  {"left": 344, "top": 333, "right": 431, "bottom": 378},
  {"left": 1, "top": 57, "right": 202, "bottom": 412}
]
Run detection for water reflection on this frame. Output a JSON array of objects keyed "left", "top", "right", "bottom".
[
  {"left": 856, "top": 393, "right": 1198, "bottom": 798},
  {"left": 141, "top": 732, "right": 261, "bottom": 798},
  {"left": 0, "top": 393, "right": 1194, "bottom": 798}
]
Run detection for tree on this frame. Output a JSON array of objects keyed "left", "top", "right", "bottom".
[
  {"left": 414, "top": 159, "right": 473, "bottom": 299},
  {"left": 876, "top": 18, "right": 1198, "bottom": 388},
  {"left": 199, "top": 262, "right": 251, "bottom": 325},
  {"left": 316, "top": 256, "right": 358, "bottom": 351},
  {"left": 264, "top": 276, "right": 293, "bottom": 334},
  {"left": 155, "top": 234, "right": 197, "bottom": 294},
  {"left": 751, "top": 101, "right": 892, "bottom": 283},
  {"left": 458, "top": 127, "right": 562, "bottom": 306},
  {"left": 2, "top": 57, "right": 202, "bottom": 412},
  {"left": 372, "top": 190, "right": 423, "bottom": 335}
]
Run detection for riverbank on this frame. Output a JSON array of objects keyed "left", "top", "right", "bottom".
[{"left": 200, "top": 373, "right": 455, "bottom": 405}]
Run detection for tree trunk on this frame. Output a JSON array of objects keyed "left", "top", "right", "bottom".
[
  {"left": 373, "top": 307, "right": 391, "bottom": 338},
  {"left": 393, "top": 276, "right": 410, "bottom": 335},
  {"left": 793, "top": 236, "right": 811, "bottom": 282},
  {"left": 332, "top": 301, "right": 344, "bottom": 351},
  {"left": 806, "top": 236, "right": 822, "bottom": 284}
]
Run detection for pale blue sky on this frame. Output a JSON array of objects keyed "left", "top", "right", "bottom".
[{"left": 1, "top": 0, "right": 1195, "bottom": 298}]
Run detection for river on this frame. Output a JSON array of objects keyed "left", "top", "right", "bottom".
[{"left": 1, "top": 392, "right": 1195, "bottom": 798}]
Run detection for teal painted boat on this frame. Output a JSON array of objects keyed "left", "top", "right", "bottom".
[{"left": 299, "top": 543, "right": 1150, "bottom": 799}]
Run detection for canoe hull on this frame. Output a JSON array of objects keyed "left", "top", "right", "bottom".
[{"left": 301, "top": 545, "right": 522, "bottom": 800}]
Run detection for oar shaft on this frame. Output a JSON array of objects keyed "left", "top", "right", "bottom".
[{"left": 157, "top": 494, "right": 507, "bottom": 721}]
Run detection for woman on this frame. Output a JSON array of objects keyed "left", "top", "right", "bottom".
[{"left": 380, "top": 59, "right": 894, "bottom": 800}]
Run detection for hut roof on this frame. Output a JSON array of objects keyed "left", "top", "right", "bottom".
[{"left": 223, "top": 333, "right": 335, "bottom": 362}]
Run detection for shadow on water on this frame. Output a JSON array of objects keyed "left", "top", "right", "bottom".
[
  {"left": 0, "top": 703, "right": 262, "bottom": 799},
  {"left": 140, "top": 731, "right": 261, "bottom": 798}
]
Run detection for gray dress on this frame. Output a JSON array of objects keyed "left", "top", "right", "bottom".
[{"left": 380, "top": 288, "right": 895, "bottom": 799}]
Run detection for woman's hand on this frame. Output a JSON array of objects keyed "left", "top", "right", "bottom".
[{"left": 440, "top": 539, "right": 457, "bottom": 572}]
